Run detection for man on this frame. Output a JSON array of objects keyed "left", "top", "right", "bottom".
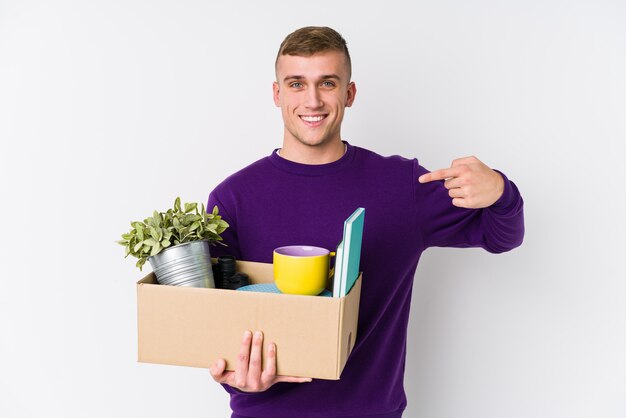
[{"left": 208, "top": 26, "right": 524, "bottom": 418}]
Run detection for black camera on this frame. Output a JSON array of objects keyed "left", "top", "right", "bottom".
[{"left": 213, "top": 255, "right": 249, "bottom": 290}]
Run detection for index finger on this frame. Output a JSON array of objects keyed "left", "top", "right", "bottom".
[
  {"left": 418, "top": 167, "right": 459, "bottom": 183},
  {"left": 248, "top": 331, "right": 264, "bottom": 380},
  {"left": 234, "top": 330, "right": 253, "bottom": 386}
]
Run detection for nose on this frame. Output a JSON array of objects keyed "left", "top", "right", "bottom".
[{"left": 304, "top": 86, "right": 323, "bottom": 109}]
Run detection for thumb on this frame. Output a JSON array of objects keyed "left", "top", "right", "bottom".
[{"left": 210, "top": 359, "right": 227, "bottom": 381}]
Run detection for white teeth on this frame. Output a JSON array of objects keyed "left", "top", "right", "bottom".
[{"left": 301, "top": 115, "right": 324, "bottom": 122}]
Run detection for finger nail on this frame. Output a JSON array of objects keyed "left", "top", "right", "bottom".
[
  {"left": 244, "top": 330, "right": 252, "bottom": 339},
  {"left": 269, "top": 343, "right": 275, "bottom": 352},
  {"left": 254, "top": 331, "right": 262, "bottom": 339}
]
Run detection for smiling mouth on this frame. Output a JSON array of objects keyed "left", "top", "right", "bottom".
[{"left": 300, "top": 115, "right": 327, "bottom": 123}]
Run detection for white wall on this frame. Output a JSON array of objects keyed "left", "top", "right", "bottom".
[{"left": 1, "top": 1, "right": 624, "bottom": 417}]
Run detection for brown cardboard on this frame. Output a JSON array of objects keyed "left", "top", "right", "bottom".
[{"left": 137, "top": 260, "right": 361, "bottom": 380}]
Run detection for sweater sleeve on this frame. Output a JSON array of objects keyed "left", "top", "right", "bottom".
[{"left": 414, "top": 161, "right": 525, "bottom": 253}]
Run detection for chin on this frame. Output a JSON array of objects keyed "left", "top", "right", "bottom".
[
  {"left": 293, "top": 137, "right": 326, "bottom": 147},
  {"left": 301, "top": 134, "right": 338, "bottom": 146}
]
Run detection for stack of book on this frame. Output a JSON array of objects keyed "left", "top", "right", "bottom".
[{"left": 332, "top": 207, "right": 365, "bottom": 298}]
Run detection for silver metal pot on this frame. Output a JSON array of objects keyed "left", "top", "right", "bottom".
[{"left": 148, "top": 240, "right": 215, "bottom": 288}]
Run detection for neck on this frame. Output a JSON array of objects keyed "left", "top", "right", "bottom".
[{"left": 278, "top": 139, "right": 346, "bottom": 165}]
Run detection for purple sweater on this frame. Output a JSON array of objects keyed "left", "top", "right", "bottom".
[{"left": 207, "top": 142, "right": 524, "bottom": 418}]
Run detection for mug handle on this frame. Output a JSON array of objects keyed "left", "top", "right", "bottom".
[{"left": 328, "top": 252, "right": 336, "bottom": 278}]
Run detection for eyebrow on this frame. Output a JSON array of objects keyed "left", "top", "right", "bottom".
[{"left": 282, "top": 74, "right": 342, "bottom": 83}]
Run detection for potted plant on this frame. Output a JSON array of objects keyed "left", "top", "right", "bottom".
[{"left": 118, "top": 197, "right": 229, "bottom": 288}]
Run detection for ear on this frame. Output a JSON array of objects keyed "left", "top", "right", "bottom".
[
  {"left": 273, "top": 82, "right": 280, "bottom": 107},
  {"left": 345, "top": 82, "right": 357, "bottom": 107}
]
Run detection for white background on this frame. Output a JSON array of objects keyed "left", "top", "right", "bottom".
[{"left": 1, "top": 1, "right": 624, "bottom": 417}]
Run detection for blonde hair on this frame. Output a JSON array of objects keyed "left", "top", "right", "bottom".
[{"left": 275, "top": 26, "right": 352, "bottom": 80}]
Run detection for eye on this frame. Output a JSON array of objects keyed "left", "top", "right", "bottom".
[
  {"left": 321, "top": 81, "right": 336, "bottom": 88},
  {"left": 290, "top": 82, "right": 303, "bottom": 88}
]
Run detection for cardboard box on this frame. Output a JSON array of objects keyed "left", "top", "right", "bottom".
[{"left": 137, "top": 260, "right": 362, "bottom": 380}]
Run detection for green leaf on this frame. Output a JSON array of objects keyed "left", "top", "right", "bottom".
[
  {"left": 134, "top": 241, "right": 145, "bottom": 252},
  {"left": 184, "top": 202, "right": 197, "bottom": 213},
  {"left": 161, "top": 239, "right": 171, "bottom": 248},
  {"left": 174, "top": 197, "right": 181, "bottom": 212},
  {"left": 150, "top": 241, "right": 161, "bottom": 256},
  {"left": 184, "top": 214, "right": 200, "bottom": 224}
]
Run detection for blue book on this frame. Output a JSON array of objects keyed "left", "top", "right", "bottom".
[{"left": 338, "top": 208, "right": 365, "bottom": 297}]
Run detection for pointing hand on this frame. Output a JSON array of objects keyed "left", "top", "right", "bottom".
[{"left": 418, "top": 156, "right": 504, "bottom": 209}]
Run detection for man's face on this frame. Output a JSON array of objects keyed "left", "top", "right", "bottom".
[{"left": 273, "top": 51, "right": 356, "bottom": 149}]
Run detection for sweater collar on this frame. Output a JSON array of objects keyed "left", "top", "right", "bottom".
[{"left": 268, "top": 141, "right": 356, "bottom": 176}]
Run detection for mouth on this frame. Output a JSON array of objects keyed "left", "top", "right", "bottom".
[{"left": 299, "top": 114, "right": 327, "bottom": 126}]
